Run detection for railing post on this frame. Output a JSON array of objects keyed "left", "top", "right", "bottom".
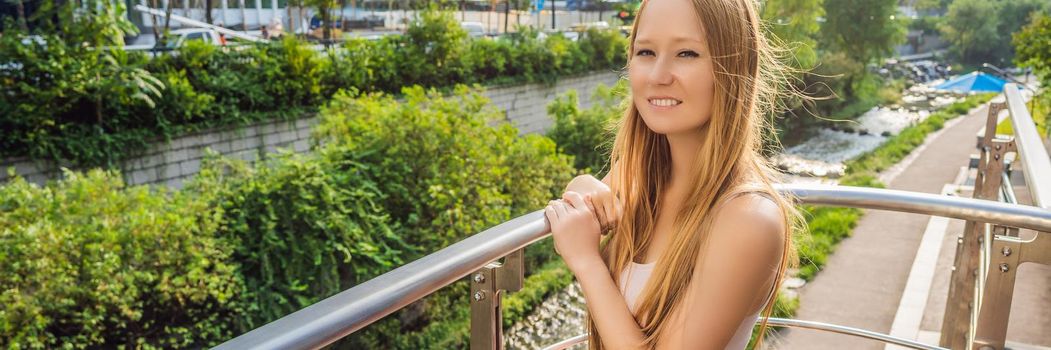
[
  {"left": 941, "top": 102, "right": 1010, "bottom": 349},
  {"left": 470, "top": 249, "right": 523, "bottom": 350},
  {"left": 972, "top": 226, "right": 1020, "bottom": 350}
]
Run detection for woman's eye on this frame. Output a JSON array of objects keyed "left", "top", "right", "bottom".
[
  {"left": 678, "top": 50, "right": 700, "bottom": 58},
  {"left": 635, "top": 49, "right": 655, "bottom": 57}
]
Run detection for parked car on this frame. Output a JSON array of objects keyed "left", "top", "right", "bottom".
[
  {"left": 162, "top": 28, "right": 226, "bottom": 49},
  {"left": 461, "top": 21, "right": 487, "bottom": 38}
]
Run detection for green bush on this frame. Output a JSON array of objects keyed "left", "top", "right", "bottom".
[
  {"left": 187, "top": 151, "right": 407, "bottom": 330},
  {"left": 0, "top": 170, "right": 242, "bottom": 348},
  {"left": 0, "top": 84, "right": 581, "bottom": 348},
  {"left": 0, "top": 34, "right": 164, "bottom": 167},
  {"left": 191, "top": 85, "right": 575, "bottom": 347},
  {"left": 545, "top": 81, "right": 627, "bottom": 176},
  {"left": 2, "top": 9, "right": 628, "bottom": 169}
]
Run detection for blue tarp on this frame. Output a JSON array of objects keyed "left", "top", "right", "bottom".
[{"left": 935, "top": 72, "right": 1009, "bottom": 93}]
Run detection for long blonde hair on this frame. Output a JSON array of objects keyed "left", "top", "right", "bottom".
[{"left": 590, "top": 0, "right": 802, "bottom": 348}]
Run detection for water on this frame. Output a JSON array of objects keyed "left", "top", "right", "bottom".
[
  {"left": 505, "top": 282, "right": 588, "bottom": 349},
  {"left": 773, "top": 83, "right": 964, "bottom": 178}
]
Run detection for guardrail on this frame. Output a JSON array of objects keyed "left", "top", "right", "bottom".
[{"left": 216, "top": 84, "right": 1050, "bottom": 350}]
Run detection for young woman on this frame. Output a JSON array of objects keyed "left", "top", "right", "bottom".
[{"left": 543, "top": 0, "right": 801, "bottom": 349}]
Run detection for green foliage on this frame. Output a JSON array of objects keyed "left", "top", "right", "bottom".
[
  {"left": 577, "top": 28, "right": 630, "bottom": 72},
  {"left": 799, "top": 50, "right": 878, "bottom": 121},
  {"left": 908, "top": 15, "right": 943, "bottom": 35},
  {"left": 0, "top": 170, "right": 243, "bottom": 348},
  {"left": 995, "top": 89, "right": 1050, "bottom": 138},
  {"left": 545, "top": 81, "right": 627, "bottom": 176},
  {"left": 943, "top": 0, "right": 1049, "bottom": 65},
  {"left": 187, "top": 150, "right": 407, "bottom": 330},
  {"left": 761, "top": 0, "right": 824, "bottom": 69},
  {"left": 820, "top": 0, "right": 906, "bottom": 65},
  {"left": 795, "top": 205, "right": 862, "bottom": 281},
  {"left": 400, "top": 9, "right": 471, "bottom": 86},
  {"left": 305, "top": 85, "right": 575, "bottom": 347},
  {"left": 0, "top": 34, "right": 165, "bottom": 168},
  {"left": 1014, "top": 13, "right": 1051, "bottom": 84},
  {"left": 0, "top": 85, "right": 578, "bottom": 347},
  {"left": 2, "top": 11, "right": 628, "bottom": 168},
  {"left": 941, "top": 0, "right": 1002, "bottom": 65},
  {"left": 745, "top": 294, "right": 800, "bottom": 350}
]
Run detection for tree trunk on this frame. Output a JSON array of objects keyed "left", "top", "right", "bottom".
[
  {"left": 322, "top": 2, "right": 332, "bottom": 44},
  {"left": 597, "top": 0, "right": 603, "bottom": 23},
  {"left": 164, "top": 0, "right": 175, "bottom": 36},
  {"left": 287, "top": 3, "right": 294, "bottom": 36},
  {"left": 239, "top": 0, "right": 247, "bottom": 31},
  {"left": 14, "top": 0, "right": 28, "bottom": 32},
  {"left": 206, "top": 0, "right": 214, "bottom": 23},
  {"left": 150, "top": 0, "right": 162, "bottom": 43}
]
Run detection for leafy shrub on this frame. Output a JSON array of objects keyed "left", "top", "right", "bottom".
[
  {"left": 545, "top": 81, "right": 627, "bottom": 176},
  {"left": 314, "top": 85, "right": 574, "bottom": 252},
  {"left": 399, "top": 9, "right": 471, "bottom": 86},
  {"left": 188, "top": 151, "right": 406, "bottom": 330},
  {"left": 578, "top": 28, "right": 629, "bottom": 71},
  {"left": 1, "top": 83, "right": 581, "bottom": 348},
  {"left": 177, "top": 85, "right": 576, "bottom": 347},
  {"left": 0, "top": 170, "right": 242, "bottom": 348},
  {"left": 0, "top": 34, "right": 163, "bottom": 167},
  {"left": 3, "top": 9, "right": 629, "bottom": 169}
]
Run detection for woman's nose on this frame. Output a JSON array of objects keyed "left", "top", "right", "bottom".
[{"left": 648, "top": 58, "right": 674, "bottom": 86}]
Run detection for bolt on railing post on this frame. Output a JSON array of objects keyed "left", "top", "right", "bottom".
[
  {"left": 470, "top": 249, "right": 523, "bottom": 350},
  {"left": 972, "top": 226, "right": 1020, "bottom": 350}
]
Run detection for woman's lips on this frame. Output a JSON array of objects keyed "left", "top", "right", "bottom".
[{"left": 648, "top": 97, "right": 683, "bottom": 110}]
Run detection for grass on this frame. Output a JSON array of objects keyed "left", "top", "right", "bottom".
[{"left": 995, "top": 90, "right": 1049, "bottom": 137}]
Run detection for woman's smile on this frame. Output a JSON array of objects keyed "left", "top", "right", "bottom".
[{"left": 648, "top": 96, "right": 684, "bottom": 110}]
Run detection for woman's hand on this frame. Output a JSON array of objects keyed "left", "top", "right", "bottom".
[
  {"left": 545, "top": 191, "right": 604, "bottom": 272},
  {"left": 565, "top": 175, "right": 623, "bottom": 232}
]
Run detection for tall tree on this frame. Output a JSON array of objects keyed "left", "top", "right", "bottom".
[
  {"left": 761, "top": 0, "right": 824, "bottom": 69},
  {"left": 1014, "top": 13, "right": 1051, "bottom": 82},
  {"left": 940, "top": 0, "right": 1000, "bottom": 64},
  {"left": 994, "top": 0, "right": 1049, "bottom": 64},
  {"left": 820, "top": 0, "right": 906, "bottom": 65}
]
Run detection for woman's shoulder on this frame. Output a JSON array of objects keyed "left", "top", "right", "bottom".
[{"left": 711, "top": 184, "right": 785, "bottom": 242}]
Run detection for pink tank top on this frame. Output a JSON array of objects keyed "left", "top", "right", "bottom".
[{"left": 618, "top": 261, "right": 762, "bottom": 349}]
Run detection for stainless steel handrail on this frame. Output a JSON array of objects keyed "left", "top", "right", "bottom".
[
  {"left": 780, "top": 184, "right": 1051, "bottom": 232},
  {"left": 215, "top": 184, "right": 1051, "bottom": 350},
  {"left": 1004, "top": 83, "right": 1051, "bottom": 210},
  {"left": 539, "top": 317, "right": 948, "bottom": 350},
  {"left": 213, "top": 211, "right": 551, "bottom": 350}
]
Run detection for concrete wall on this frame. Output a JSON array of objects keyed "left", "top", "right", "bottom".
[{"left": 1, "top": 70, "right": 622, "bottom": 188}]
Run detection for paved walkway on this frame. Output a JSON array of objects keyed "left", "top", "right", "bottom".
[{"left": 766, "top": 100, "right": 1051, "bottom": 349}]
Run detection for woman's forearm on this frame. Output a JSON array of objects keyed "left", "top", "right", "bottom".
[{"left": 571, "top": 257, "right": 648, "bottom": 350}]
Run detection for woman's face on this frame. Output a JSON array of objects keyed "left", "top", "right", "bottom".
[{"left": 629, "top": 0, "right": 717, "bottom": 136}]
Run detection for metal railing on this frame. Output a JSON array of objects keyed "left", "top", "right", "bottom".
[
  {"left": 541, "top": 318, "right": 949, "bottom": 350},
  {"left": 216, "top": 84, "right": 1050, "bottom": 350}
]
